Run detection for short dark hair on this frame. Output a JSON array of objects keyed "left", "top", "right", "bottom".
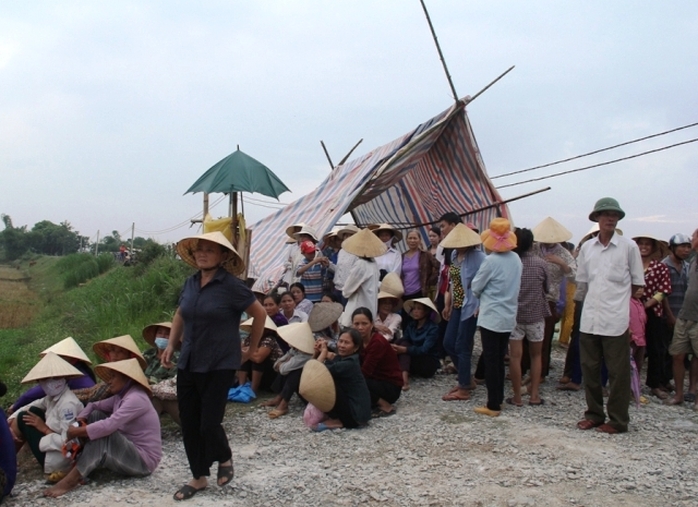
[
  {"left": 514, "top": 228, "right": 533, "bottom": 256},
  {"left": 290, "top": 282, "right": 306, "bottom": 295},
  {"left": 340, "top": 328, "right": 363, "bottom": 351},
  {"left": 264, "top": 292, "right": 282, "bottom": 305},
  {"left": 351, "top": 307, "right": 374, "bottom": 322},
  {"left": 322, "top": 291, "right": 340, "bottom": 303},
  {"left": 430, "top": 225, "right": 441, "bottom": 236},
  {"left": 438, "top": 212, "right": 461, "bottom": 226}
]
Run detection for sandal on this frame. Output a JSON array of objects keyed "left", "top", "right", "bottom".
[
  {"left": 268, "top": 408, "right": 288, "bottom": 419},
  {"left": 372, "top": 408, "right": 396, "bottom": 418},
  {"left": 529, "top": 398, "right": 546, "bottom": 406},
  {"left": 442, "top": 391, "right": 470, "bottom": 401},
  {"left": 174, "top": 484, "right": 206, "bottom": 501},
  {"left": 217, "top": 463, "right": 234, "bottom": 487},
  {"left": 577, "top": 419, "right": 603, "bottom": 430},
  {"left": 313, "top": 422, "right": 330, "bottom": 432},
  {"left": 505, "top": 397, "right": 523, "bottom": 407}
]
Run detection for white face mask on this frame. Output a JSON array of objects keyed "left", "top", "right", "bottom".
[{"left": 39, "top": 378, "right": 67, "bottom": 398}]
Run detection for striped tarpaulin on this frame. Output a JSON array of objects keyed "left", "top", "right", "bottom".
[{"left": 249, "top": 101, "right": 509, "bottom": 292}]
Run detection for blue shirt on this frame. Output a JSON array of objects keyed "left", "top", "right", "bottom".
[
  {"left": 472, "top": 251, "right": 522, "bottom": 333},
  {"left": 178, "top": 267, "right": 256, "bottom": 373},
  {"left": 403, "top": 320, "right": 439, "bottom": 358},
  {"left": 451, "top": 248, "right": 486, "bottom": 321}
]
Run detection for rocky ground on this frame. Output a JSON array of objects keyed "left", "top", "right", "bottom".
[{"left": 7, "top": 342, "right": 698, "bottom": 507}]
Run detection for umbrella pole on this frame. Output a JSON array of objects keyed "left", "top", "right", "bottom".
[
  {"left": 231, "top": 191, "right": 238, "bottom": 247},
  {"left": 203, "top": 192, "right": 209, "bottom": 217}
]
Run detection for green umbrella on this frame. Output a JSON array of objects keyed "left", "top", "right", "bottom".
[{"left": 185, "top": 147, "right": 290, "bottom": 199}]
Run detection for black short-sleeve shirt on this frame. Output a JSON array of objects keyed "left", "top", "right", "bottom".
[{"left": 178, "top": 267, "right": 256, "bottom": 373}]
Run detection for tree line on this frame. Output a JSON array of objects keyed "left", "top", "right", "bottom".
[{"left": 0, "top": 214, "right": 164, "bottom": 261}]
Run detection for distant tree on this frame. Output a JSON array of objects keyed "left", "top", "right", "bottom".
[
  {"left": 0, "top": 214, "right": 30, "bottom": 260},
  {"left": 29, "top": 220, "right": 81, "bottom": 256}
]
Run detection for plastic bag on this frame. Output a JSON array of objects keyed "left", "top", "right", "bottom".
[
  {"left": 302, "top": 403, "right": 326, "bottom": 428},
  {"left": 227, "top": 382, "right": 256, "bottom": 403}
]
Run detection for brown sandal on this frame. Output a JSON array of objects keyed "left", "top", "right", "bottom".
[{"left": 577, "top": 419, "right": 603, "bottom": 430}]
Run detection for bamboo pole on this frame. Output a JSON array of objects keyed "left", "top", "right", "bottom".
[
  {"left": 465, "top": 65, "right": 515, "bottom": 105},
  {"left": 419, "top": 0, "right": 458, "bottom": 102},
  {"left": 320, "top": 140, "right": 334, "bottom": 169},
  {"left": 337, "top": 138, "right": 364, "bottom": 167}
]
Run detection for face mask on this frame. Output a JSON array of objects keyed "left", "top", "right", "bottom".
[
  {"left": 154, "top": 337, "right": 169, "bottom": 350},
  {"left": 39, "top": 378, "right": 67, "bottom": 398}
]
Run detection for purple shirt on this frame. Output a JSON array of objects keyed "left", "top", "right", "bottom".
[
  {"left": 402, "top": 253, "right": 421, "bottom": 295},
  {"left": 79, "top": 384, "right": 162, "bottom": 473}
]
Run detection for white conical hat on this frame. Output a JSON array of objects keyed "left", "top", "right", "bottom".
[
  {"left": 439, "top": 223, "right": 482, "bottom": 249},
  {"left": 176, "top": 231, "right": 244, "bottom": 276},
  {"left": 532, "top": 217, "right": 573, "bottom": 243},
  {"left": 379, "top": 272, "right": 405, "bottom": 298},
  {"left": 93, "top": 335, "right": 147, "bottom": 370},
  {"left": 299, "top": 359, "right": 336, "bottom": 412},
  {"left": 308, "top": 302, "right": 343, "bottom": 332},
  {"left": 41, "top": 337, "right": 91, "bottom": 364},
  {"left": 403, "top": 297, "right": 441, "bottom": 323},
  {"left": 240, "top": 315, "right": 277, "bottom": 333},
  {"left": 95, "top": 358, "right": 151, "bottom": 394},
  {"left": 22, "top": 352, "right": 84, "bottom": 384},
  {"left": 276, "top": 322, "right": 316, "bottom": 355},
  {"left": 341, "top": 228, "right": 388, "bottom": 258}
]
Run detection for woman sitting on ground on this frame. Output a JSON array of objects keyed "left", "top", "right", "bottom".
[
  {"left": 392, "top": 298, "right": 441, "bottom": 390},
  {"left": 313, "top": 329, "right": 371, "bottom": 431},
  {"left": 44, "top": 358, "right": 162, "bottom": 498},
  {"left": 352, "top": 307, "right": 403, "bottom": 417},
  {"left": 309, "top": 301, "right": 344, "bottom": 352},
  {"left": 237, "top": 316, "right": 283, "bottom": 394},
  {"left": 10, "top": 337, "right": 95, "bottom": 414},
  {"left": 263, "top": 292, "right": 290, "bottom": 328},
  {"left": 280, "top": 291, "right": 308, "bottom": 324},
  {"left": 290, "top": 282, "right": 314, "bottom": 315},
  {"left": 374, "top": 292, "right": 402, "bottom": 342},
  {"left": 261, "top": 322, "right": 316, "bottom": 419},
  {"left": 9, "top": 353, "right": 84, "bottom": 484},
  {"left": 142, "top": 322, "right": 178, "bottom": 384}
]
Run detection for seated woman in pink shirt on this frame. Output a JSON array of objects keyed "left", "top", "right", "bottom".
[{"left": 44, "top": 359, "right": 161, "bottom": 498}]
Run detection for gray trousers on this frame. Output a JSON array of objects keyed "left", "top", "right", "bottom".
[{"left": 76, "top": 411, "right": 150, "bottom": 478}]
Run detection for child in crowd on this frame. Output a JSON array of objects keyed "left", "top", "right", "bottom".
[{"left": 629, "top": 286, "right": 647, "bottom": 378}]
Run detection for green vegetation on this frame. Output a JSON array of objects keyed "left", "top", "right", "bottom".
[
  {"left": 57, "top": 252, "right": 116, "bottom": 288},
  {"left": 0, "top": 252, "right": 193, "bottom": 405}
]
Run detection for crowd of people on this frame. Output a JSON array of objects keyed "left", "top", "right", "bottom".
[{"left": 2, "top": 195, "right": 697, "bottom": 502}]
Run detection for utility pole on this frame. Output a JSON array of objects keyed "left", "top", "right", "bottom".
[
  {"left": 94, "top": 230, "right": 100, "bottom": 255},
  {"left": 130, "top": 222, "right": 135, "bottom": 256}
]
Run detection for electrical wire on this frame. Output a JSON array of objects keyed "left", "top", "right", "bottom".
[
  {"left": 491, "top": 121, "right": 698, "bottom": 180},
  {"left": 496, "top": 137, "right": 698, "bottom": 189}
]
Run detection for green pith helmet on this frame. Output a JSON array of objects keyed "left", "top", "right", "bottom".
[{"left": 589, "top": 197, "right": 625, "bottom": 222}]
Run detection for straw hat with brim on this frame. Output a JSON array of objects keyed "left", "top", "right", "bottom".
[
  {"left": 308, "top": 302, "right": 344, "bottom": 332},
  {"left": 93, "top": 335, "right": 147, "bottom": 370},
  {"left": 41, "top": 337, "right": 92, "bottom": 364},
  {"left": 580, "top": 223, "right": 623, "bottom": 245},
  {"left": 589, "top": 197, "right": 626, "bottom": 222},
  {"left": 377, "top": 291, "right": 403, "bottom": 310},
  {"left": 293, "top": 225, "right": 319, "bottom": 243},
  {"left": 176, "top": 231, "right": 244, "bottom": 276},
  {"left": 380, "top": 272, "right": 405, "bottom": 298},
  {"left": 240, "top": 315, "right": 278, "bottom": 334},
  {"left": 481, "top": 218, "right": 517, "bottom": 253},
  {"left": 285, "top": 236, "right": 297, "bottom": 244},
  {"left": 341, "top": 228, "right": 388, "bottom": 258},
  {"left": 322, "top": 226, "right": 343, "bottom": 244},
  {"left": 372, "top": 223, "right": 403, "bottom": 243},
  {"left": 285, "top": 222, "right": 306, "bottom": 239},
  {"left": 142, "top": 322, "right": 172, "bottom": 348},
  {"left": 633, "top": 235, "right": 670, "bottom": 259},
  {"left": 299, "top": 359, "right": 336, "bottom": 412},
  {"left": 22, "top": 352, "right": 84, "bottom": 384},
  {"left": 337, "top": 225, "right": 359, "bottom": 237},
  {"left": 440, "top": 223, "right": 482, "bottom": 249},
  {"left": 403, "top": 297, "right": 441, "bottom": 323},
  {"left": 276, "top": 322, "right": 316, "bottom": 355},
  {"left": 95, "top": 358, "right": 151, "bottom": 395},
  {"left": 532, "top": 217, "right": 573, "bottom": 244}
]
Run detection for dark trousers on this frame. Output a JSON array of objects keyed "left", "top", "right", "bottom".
[
  {"left": 580, "top": 332, "right": 631, "bottom": 432},
  {"left": 365, "top": 378, "right": 401, "bottom": 406},
  {"left": 178, "top": 368, "right": 235, "bottom": 479},
  {"left": 396, "top": 339, "right": 440, "bottom": 378},
  {"left": 239, "top": 359, "right": 277, "bottom": 392},
  {"left": 443, "top": 310, "right": 478, "bottom": 388},
  {"left": 16, "top": 407, "right": 46, "bottom": 467},
  {"left": 563, "top": 301, "right": 584, "bottom": 384},
  {"left": 435, "top": 293, "right": 448, "bottom": 359},
  {"left": 272, "top": 368, "right": 303, "bottom": 402},
  {"left": 480, "top": 327, "right": 510, "bottom": 411},
  {"left": 327, "top": 387, "right": 361, "bottom": 428},
  {"left": 645, "top": 312, "right": 672, "bottom": 389}
]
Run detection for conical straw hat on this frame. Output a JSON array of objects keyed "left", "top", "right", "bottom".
[
  {"left": 142, "top": 322, "right": 172, "bottom": 348},
  {"left": 403, "top": 297, "right": 441, "bottom": 323},
  {"left": 240, "top": 315, "right": 278, "bottom": 334},
  {"left": 341, "top": 228, "right": 387, "bottom": 258},
  {"left": 372, "top": 223, "right": 403, "bottom": 243},
  {"left": 377, "top": 291, "right": 403, "bottom": 310},
  {"left": 276, "top": 322, "right": 316, "bottom": 355},
  {"left": 93, "top": 335, "right": 147, "bottom": 370},
  {"left": 176, "top": 231, "right": 244, "bottom": 276},
  {"left": 95, "top": 358, "right": 151, "bottom": 395},
  {"left": 532, "top": 217, "right": 573, "bottom": 244},
  {"left": 439, "top": 223, "right": 482, "bottom": 249},
  {"left": 337, "top": 224, "right": 359, "bottom": 238},
  {"left": 299, "top": 359, "right": 336, "bottom": 412},
  {"left": 22, "top": 351, "right": 84, "bottom": 384},
  {"left": 308, "top": 302, "right": 344, "bottom": 332},
  {"left": 380, "top": 272, "right": 405, "bottom": 298},
  {"left": 632, "top": 235, "right": 670, "bottom": 260},
  {"left": 41, "top": 337, "right": 92, "bottom": 365}
]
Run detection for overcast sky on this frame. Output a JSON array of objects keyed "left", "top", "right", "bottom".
[{"left": 2, "top": 1, "right": 697, "bottom": 246}]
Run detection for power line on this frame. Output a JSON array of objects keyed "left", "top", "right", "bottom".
[
  {"left": 491, "top": 121, "right": 698, "bottom": 180},
  {"left": 496, "top": 137, "right": 698, "bottom": 189}
]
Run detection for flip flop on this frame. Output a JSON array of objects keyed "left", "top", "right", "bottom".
[
  {"left": 684, "top": 393, "right": 696, "bottom": 403},
  {"left": 577, "top": 419, "right": 603, "bottom": 430},
  {"left": 217, "top": 464, "right": 234, "bottom": 487},
  {"left": 313, "top": 422, "right": 330, "bottom": 432},
  {"left": 556, "top": 383, "right": 581, "bottom": 391},
  {"left": 505, "top": 397, "right": 523, "bottom": 407},
  {"left": 174, "top": 484, "right": 206, "bottom": 501},
  {"left": 372, "top": 408, "right": 396, "bottom": 418},
  {"left": 442, "top": 391, "right": 470, "bottom": 401},
  {"left": 529, "top": 398, "right": 546, "bottom": 406}
]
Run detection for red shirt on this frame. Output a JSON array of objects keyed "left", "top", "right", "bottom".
[{"left": 360, "top": 332, "right": 404, "bottom": 387}]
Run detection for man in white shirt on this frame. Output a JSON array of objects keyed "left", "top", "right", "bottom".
[{"left": 575, "top": 197, "right": 644, "bottom": 434}]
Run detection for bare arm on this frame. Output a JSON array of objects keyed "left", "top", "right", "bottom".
[
  {"left": 161, "top": 307, "right": 184, "bottom": 368},
  {"left": 245, "top": 300, "right": 267, "bottom": 355}
]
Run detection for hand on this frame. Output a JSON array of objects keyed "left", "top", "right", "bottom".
[
  {"left": 22, "top": 412, "right": 49, "bottom": 434},
  {"left": 442, "top": 306, "right": 452, "bottom": 321},
  {"left": 391, "top": 344, "right": 407, "bottom": 354},
  {"left": 161, "top": 345, "right": 175, "bottom": 369},
  {"left": 667, "top": 314, "right": 676, "bottom": 327},
  {"left": 241, "top": 347, "right": 251, "bottom": 363}
]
